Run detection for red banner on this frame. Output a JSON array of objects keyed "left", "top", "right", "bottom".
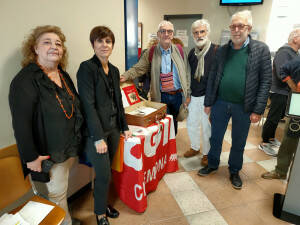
[{"left": 112, "top": 115, "right": 178, "bottom": 212}]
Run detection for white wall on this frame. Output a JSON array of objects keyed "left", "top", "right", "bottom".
[
  {"left": 139, "top": 0, "right": 273, "bottom": 48},
  {"left": 0, "top": 0, "right": 125, "bottom": 148}
]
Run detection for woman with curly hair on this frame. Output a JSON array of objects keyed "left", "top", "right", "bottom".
[{"left": 9, "top": 25, "right": 83, "bottom": 225}]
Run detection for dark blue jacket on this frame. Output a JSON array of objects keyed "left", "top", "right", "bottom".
[{"left": 204, "top": 36, "right": 272, "bottom": 115}]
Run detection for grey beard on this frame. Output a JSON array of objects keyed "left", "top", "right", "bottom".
[{"left": 194, "top": 38, "right": 207, "bottom": 48}]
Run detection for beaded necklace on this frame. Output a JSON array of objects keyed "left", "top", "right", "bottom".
[{"left": 38, "top": 63, "right": 75, "bottom": 119}]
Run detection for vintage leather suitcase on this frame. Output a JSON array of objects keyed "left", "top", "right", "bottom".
[{"left": 121, "top": 82, "right": 167, "bottom": 127}]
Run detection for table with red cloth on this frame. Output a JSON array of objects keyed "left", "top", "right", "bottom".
[{"left": 112, "top": 115, "right": 178, "bottom": 213}]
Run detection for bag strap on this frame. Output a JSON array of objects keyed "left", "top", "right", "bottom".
[
  {"left": 148, "top": 45, "right": 156, "bottom": 63},
  {"left": 175, "top": 44, "right": 184, "bottom": 60}
]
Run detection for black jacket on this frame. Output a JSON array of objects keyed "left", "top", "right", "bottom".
[
  {"left": 9, "top": 63, "right": 83, "bottom": 181},
  {"left": 204, "top": 37, "right": 272, "bottom": 115},
  {"left": 280, "top": 56, "right": 300, "bottom": 84},
  {"left": 271, "top": 44, "right": 298, "bottom": 95},
  {"left": 188, "top": 43, "right": 218, "bottom": 97},
  {"left": 77, "top": 55, "right": 129, "bottom": 142}
]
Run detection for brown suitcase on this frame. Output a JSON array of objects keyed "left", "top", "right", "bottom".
[{"left": 121, "top": 82, "right": 167, "bottom": 127}]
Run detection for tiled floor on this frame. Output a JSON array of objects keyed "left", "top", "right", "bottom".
[{"left": 70, "top": 120, "right": 292, "bottom": 225}]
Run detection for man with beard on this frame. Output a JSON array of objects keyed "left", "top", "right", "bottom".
[
  {"left": 198, "top": 10, "right": 272, "bottom": 190},
  {"left": 120, "top": 21, "right": 191, "bottom": 134},
  {"left": 183, "top": 19, "right": 218, "bottom": 168}
]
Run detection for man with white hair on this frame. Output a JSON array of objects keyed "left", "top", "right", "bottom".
[
  {"left": 198, "top": 10, "right": 272, "bottom": 189},
  {"left": 183, "top": 19, "right": 218, "bottom": 167},
  {"left": 259, "top": 28, "right": 300, "bottom": 156},
  {"left": 121, "top": 21, "right": 191, "bottom": 134}
]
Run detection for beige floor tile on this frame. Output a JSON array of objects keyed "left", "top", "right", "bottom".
[
  {"left": 241, "top": 162, "right": 268, "bottom": 180},
  {"left": 198, "top": 178, "right": 270, "bottom": 210},
  {"left": 189, "top": 168, "right": 231, "bottom": 194},
  {"left": 163, "top": 172, "right": 199, "bottom": 193},
  {"left": 178, "top": 155, "right": 202, "bottom": 171},
  {"left": 219, "top": 204, "right": 265, "bottom": 225},
  {"left": 144, "top": 191, "right": 184, "bottom": 223},
  {"left": 257, "top": 158, "right": 277, "bottom": 171},
  {"left": 172, "top": 189, "right": 215, "bottom": 215},
  {"left": 247, "top": 199, "right": 292, "bottom": 225},
  {"left": 244, "top": 149, "right": 273, "bottom": 161},
  {"left": 176, "top": 128, "right": 190, "bottom": 157},
  {"left": 186, "top": 210, "right": 228, "bottom": 225},
  {"left": 255, "top": 178, "right": 286, "bottom": 196},
  {"left": 148, "top": 216, "right": 189, "bottom": 225}
]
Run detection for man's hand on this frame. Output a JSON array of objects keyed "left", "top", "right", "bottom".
[
  {"left": 184, "top": 97, "right": 191, "bottom": 107},
  {"left": 122, "top": 130, "right": 132, "bottom": 140},
  {"left": 204, "top": 106, "right": 211, "bottom": 115},
  {"left": 250, "top": 113, "right": 261, "bottom": 123},
  {"left": 95, "top": 140, "right": 107, "bottom": 154},
  {"left": 26, "top": 155, "right": 50, "bottom": 172},
  {"left": 120, "top": 75, "right": 127, "bottom": 83}
]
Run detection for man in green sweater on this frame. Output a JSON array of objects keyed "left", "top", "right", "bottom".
[{"left": 198, "top": 10, "right": 272, "bottom": 190}]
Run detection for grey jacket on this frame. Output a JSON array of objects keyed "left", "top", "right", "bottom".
[
  {"left": 122, "top": 44, "right": 191, "bottom": 102},
  {"left": 204, "top": 36, "right": 272, "bottom": 115},
  {"left": 271, "top": 44, "right": 298, "bottom": 95}
]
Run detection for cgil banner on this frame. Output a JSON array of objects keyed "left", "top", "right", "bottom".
[{"left": 112, "top": 115, "right": 178, "bottom": 212}]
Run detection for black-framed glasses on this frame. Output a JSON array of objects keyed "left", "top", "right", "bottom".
[
  {"left": 229, "top": 24, "right": 249, "bottom": 31},
  {"left": 159, "top": 29, "right": 174, "bottom": 34}
]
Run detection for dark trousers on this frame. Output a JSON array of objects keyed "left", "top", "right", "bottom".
[
  {"left": 161, "top": 92, "right": 182, "bottom": 135},
  {"left": 262, "top": 93, "right": 288, "bottom": 143},
  {"left": 276, "top": 119, "right": 300, "bottom": 176},
  {"left": 208, "top": 100, "right": 251, "bottom": 174},
  {"left": 86, "top": 127, "right": 120, "bottom": 215}
]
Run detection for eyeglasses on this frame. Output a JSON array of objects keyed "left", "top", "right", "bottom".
[
  {"left": 193, "top": 30, "right": 207, "bottom": 35},
  {"left": 159, "top": 29, "right": 174, "bottom": 34},
  {"left": 229, "top": 24, "right": 249, "bottom": 31}
]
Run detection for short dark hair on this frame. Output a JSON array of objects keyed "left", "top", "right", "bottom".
[{"left": 90, "top": 26, "right": 115, "bottom": 47}]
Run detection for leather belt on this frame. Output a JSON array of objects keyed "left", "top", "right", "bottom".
[{"left": 165, "top": 89, "right": 183, "bottom": 95}]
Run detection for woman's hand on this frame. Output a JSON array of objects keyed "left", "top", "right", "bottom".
[
  {"left": 26, "top": 155, "right": 50, "bottom": 172},
  {"left": 122, "top": 130, "right": 132, "bottom": 140},
  {"left": 95, "top": 140, "right": 108, "bottom": 154}
]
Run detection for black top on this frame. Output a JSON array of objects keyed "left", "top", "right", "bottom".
[
  {"left": 188, "top": 44, "right": 218, "bottom": 97},
  {"left": 77, "top": 55, "right": 129, "bottom": 142},
  {"left": 9, "top": 63, "right": 84, "bottom": 179}
]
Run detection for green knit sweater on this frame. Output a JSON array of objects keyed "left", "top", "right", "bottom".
[{"left": 218, "top": 46, "right": 248, "bottom": 104}]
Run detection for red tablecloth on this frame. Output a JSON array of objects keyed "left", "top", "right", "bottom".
[{"left": 112, "top": 115, "right": 178, "bottom": 213}]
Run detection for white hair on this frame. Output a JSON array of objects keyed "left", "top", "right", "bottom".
[
  {"left": 288, "top": 28, "right": 300, "bottom": 43},
  {"left": 157, "top": 20, "right": 174, "bottom": 32},
  {"left": 231, "top": 10, "right": 253, "bottom": 27},
  {"left": 191, "top": 19, "right": 211, "bottom": 34}
]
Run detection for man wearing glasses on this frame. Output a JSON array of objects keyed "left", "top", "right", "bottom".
[
  {"left": 198, "top": 10, "right": 272, "bottom": 190},
  {"left": 184, "top": 19, "right": 218, "bottom": 168},
  {"left": 120, "top": 21, "right": 191, "bottom": 134}
]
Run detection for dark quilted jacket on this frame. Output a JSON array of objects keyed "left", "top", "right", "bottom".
[{"left": 204, "top": 36, "right": 272, "bottom": 115}]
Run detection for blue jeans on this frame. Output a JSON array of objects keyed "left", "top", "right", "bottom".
[
  {"left": 161, "top": 92, "right": 182, "bottom": 135},
  {"left": 208, "top": 100, "right": 251, "bottom": 174}
]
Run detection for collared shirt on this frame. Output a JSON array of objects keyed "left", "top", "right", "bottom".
[
  {"left": 159, "top": 46, "right": 182, "bottom": 91},
  {"left": 230, "top": 36, "right": 250, "bottom": 49}
]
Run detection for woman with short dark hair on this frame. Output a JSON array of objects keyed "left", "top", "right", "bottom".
[{"left": 77, "top": 26, "right": 131, "bottom": 225}]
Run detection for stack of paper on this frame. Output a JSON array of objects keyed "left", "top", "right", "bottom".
[{"left": 0, "top": 201, "right": 54, "bottom": 225}]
